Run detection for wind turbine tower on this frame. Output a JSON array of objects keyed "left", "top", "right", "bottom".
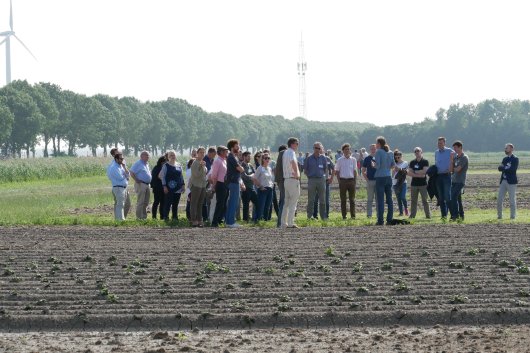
[
  {"left": 0, "top": 0, "right": 36, "bottom": 85},
  {"left": 297, "top": 33, "right": 307, "bottom": 120}
]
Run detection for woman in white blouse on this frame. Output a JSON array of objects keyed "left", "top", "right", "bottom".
[
  {"left": 392, "top": 149, "right": 409, "bottom": 216},
  {"left": 253, "top": 152, "right": 274, "bottom": 221}
]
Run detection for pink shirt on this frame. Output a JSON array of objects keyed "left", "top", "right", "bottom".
[{"left": 210, "top": 157, "right": 227, "bottom": 183}]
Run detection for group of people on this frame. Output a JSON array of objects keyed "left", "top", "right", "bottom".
[{"left": 106, "top": 136, "right": 520, "bottom": 227}]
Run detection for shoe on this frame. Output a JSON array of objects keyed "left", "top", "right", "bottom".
[
  {"left": 398, "top": 213, "right": 403, "bottom": 217},
  {"left": 226, "top": 223, "right": 242, "bottom": 228},
  {"left": 404, "top": 209, "right": 409, "bottom": 216},
  {"left": 287, "top": 225, "right": 300, "bottom": 229}
]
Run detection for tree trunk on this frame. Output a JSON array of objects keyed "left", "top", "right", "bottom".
[
  {"left": 43, "top": 135, "right": 49, "bottom": 157},
  {"left": 91, "top": 146, "right": 97, "bottom": 157},
  {"left": 103, "top": 145, "right": 108, "bottom": 158},
  {"left": 57, "top": 137, "right": 61, "bottom": 154},
  {"left": 52, "top": 137, "right": 57, "bottom": 156}
]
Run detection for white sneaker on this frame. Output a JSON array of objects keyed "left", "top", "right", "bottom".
[{"left": 226, "top": 223, "right": 242, "bottom": 228}]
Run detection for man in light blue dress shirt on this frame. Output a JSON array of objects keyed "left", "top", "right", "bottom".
[
  {"left": 130, "top": 151, "right": 152, "bottom": 220},
  {"left": 107, "top": 152, "right": 131, "bottom": 221},
  {"left": 434, "top": 137, "right": 454, "bottom": 219}
]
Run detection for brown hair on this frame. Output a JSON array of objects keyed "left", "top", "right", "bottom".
[{"left": 227, "top": 139, "right": 239, "bottom": 150}]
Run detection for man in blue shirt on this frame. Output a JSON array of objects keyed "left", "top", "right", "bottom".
[
  {"left": 434, "top": 137, "right": 454, "bottom": 219},
  {"left": 130, "top": 151, "right": 152, "bottom": 220},
  {"left": 225, "top": 139, "right": 245, "bottom": 228},
  {"left": 305, "top": 141, "right": 329, "bottom": 220},
  {"left": 374, "top": 136, "right": 395, "bottom": 225},
  {"left": 107, "top": 152, "right": 131, "bottom": 221},
  {"left": 497, "top": 143, "right": 519, "bottom": 219}
]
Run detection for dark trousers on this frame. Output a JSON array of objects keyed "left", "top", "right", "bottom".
[
  {"left": 276, "top": 182, "right": 285, "bottom": 228},
  {"left": 339, "top": 178, "right": 356, "bottom": 219},
  {"left": 241, "top": 188, "right": 258, "bottom": 222},
  {"left": 435, "top": 174, "right": 452, "bottom": 218},
  {"left": 449, "top": 182, "right": 464, "bottom": 220},
  {"left": 212, "top": 182, "right": 228, "bottom": 227},
  {"left": 163, "top": 192, "right": 181, "bottom": 220},
  {"left": 152, "top": 188, "right": 165, "bottom": 219},
  {"left": 376, "top": 176, "right": 393, "bottom": 225},
  {"left": 267, "top": 185, "right": 279, "bottom": 220}
]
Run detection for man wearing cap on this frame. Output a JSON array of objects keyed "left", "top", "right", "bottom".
[
  {"left": 130, "top": 151, "right": 152, "bottom": 220},
  {"left": 107, "top": 152, "right": 131, "bottom": 221}
]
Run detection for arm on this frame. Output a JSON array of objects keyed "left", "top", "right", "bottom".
[
  {"left": 504, "top": 157, "right": 519, "bottom": 174},
  {"left": 449, "top": 152, "right": 454, "bottom": 173},
  {"left": 291, "top": 159, "right": 299, "bottom": 178}
]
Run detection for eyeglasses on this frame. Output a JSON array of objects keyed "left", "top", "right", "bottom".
[
  {"left": 263, "top": 157, "right": 270, "bottom": 160},
  {"left": 314, "top": 147, "right": 321, "bottom": 150},
  {"left": 414, "top": 150, "right": 421, "bottom": 153}
]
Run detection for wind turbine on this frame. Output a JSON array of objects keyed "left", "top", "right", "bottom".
[{"left": 0, "top": 0, "right": 36, "bottom": 85}]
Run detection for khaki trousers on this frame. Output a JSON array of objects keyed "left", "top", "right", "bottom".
[
  {"left": 190, "top": 186, "right": 207, "bottom": 223},
  {"left": 366, "top": 179, "right": 376, "bottom": 217},
  {"left": 282, "top": 178, "right": 300, "bottom": 227},
  {"left": 134, "top": 182, "right": 150, "bottom": 219},
  {"left": 410, "top": 185, "right": 431, "bottom": 218},
  {"left": 113, "top": 187, "right": 131, "bottom": 221}
]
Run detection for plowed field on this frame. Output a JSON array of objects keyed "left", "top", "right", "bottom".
[{"left": 1, "top": 224, "right": 530, "bottom": 333}]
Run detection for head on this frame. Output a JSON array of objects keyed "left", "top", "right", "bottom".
[
  {"left": 207, "top": 147, "right": 216, "bottom": 160},
  {"left": 254, "top": 151, "right": 262, "bottom": 166},
  {"left": 313, "top": 142, "right": 322, "bottom": 156},
  {"left": 242, "top": 151, "right": 251, "bottom": 163},
  {"left": 110, "top": 148, "right": 120, "bottom": 158},
  {"left": 505, "top": 143, "right": 514, "bottom": 155},
  {"left": 437, "top": 137, "right": 446, "bottom": 150},
  {"left": 191, "top": 148, "right": 197, "bottom": 158},
  {"left": 196, "top": 147, "right": 206, "bottom": 160},
  {"left": 376, "top": 136, "right": 386, "bottom": 150},
  {"left": 114, "top": 153, "right": 124, "bottom": 164},
  {"left": 394, "top": 149, "right": 403, "bottom": 163},
  {"left": 369, "top": 144, "right": 377, "bottom": 155},
  {"left": 452, "top": 141, "right": 463, "bottom": 154},
  {"left": 361, "top": 148, "right": 366, "bottom": 154},
  {"left": 166, "top": 150, "right": 177, "bottom": 163},
  {"left": 341, "top": 143, "right": 351, "bottom": 157},
  {"left": 217, "top": 146, "right": 229, "bottom": 159},
  {"left": 156, "top": 155, "right": 167, "bottom": 168},
  {"left": 140, "top": 151, "right": 150, "bottom": 163},
  {"left": 298, "top": 152, "right": 303, "bottom": 157},
  {"left": 227, "top": 139, "right": 240, "bottom": 153},
  {"left": 413, "top": 147, "right": 423, "bottom": 160},
  {"left": 263, "top": 149, "right": 270, "bottom": 155},
  {"left": 287, "top": 137, "right": 299, "bottom": 151},
  {"left": 261, "top": 152, "right": 271, "bottom": 166},
  {"left": 279, "top": 144, "right": 288, "bottom": 153}
]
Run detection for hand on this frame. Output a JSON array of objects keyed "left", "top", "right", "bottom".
[
  {"left": 163, "top": 186, "right": 169, "bottom": 194},
  {"left": 200, "top": 160, "right": 206, "bottom": 166}
]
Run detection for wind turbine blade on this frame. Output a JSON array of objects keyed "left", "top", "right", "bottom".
[
  {"left": 13, "top": 34, "right": 37, "bottom": 61},
  {"left": 10, "top": 0, "right": 13, "bottom": 31},
  {"left": 0, "top": 37, "right": 6, "bottom": 46}
]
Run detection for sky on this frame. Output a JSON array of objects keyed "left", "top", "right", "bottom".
[{"left": 1, "top": 0, "right": 530, "bottom": 126}]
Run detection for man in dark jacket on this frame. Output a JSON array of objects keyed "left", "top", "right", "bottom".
[{"left": 497, "top": 143, "right": 519, "bottom": 219}]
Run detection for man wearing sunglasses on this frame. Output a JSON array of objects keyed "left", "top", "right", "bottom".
[{"left": 107, "top": 152, "right": 131, "bottom": 221}]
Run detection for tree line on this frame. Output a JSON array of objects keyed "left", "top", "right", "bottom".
[{"left": 0, "top": 80, "right": 528, "bottom": 158}]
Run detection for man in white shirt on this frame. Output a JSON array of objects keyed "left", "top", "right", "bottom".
[
  {"left": 334, "top": 143, "right": 357, "bottom": 219},
  {"left": 281, "top": 137, "right": 301, "bottom": 228}
]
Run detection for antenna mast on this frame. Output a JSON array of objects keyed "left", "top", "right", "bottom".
[{"left": 297, "top": 33, "right": 307, "bottom": 120}]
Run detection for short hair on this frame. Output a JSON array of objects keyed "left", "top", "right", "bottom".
[
  {"left": 140, "top": 151, "right": 149, "bottom": 157},
  {"left": 196, "top": 147, "right": 205, "bottom": 154},
  {"left": 263, "top": 149, "right": 270, "bottom": 154},
  {"left": 242, "top": 151, "right": 251, "bottom": 157},
  {"left": 110, "top": 148, "right": 120, "bottom": 157},
  {"left": 414, "top": 146, "right": 422, "bottom": 153},
  {"left": 452, "top": 140, "right": 463, "bottom": 148},
  {"left": 506, "top": 143, "right": 514, "bottom": 149},
  {"left": 278, "top": 144, "right": 288, "bottom": 152},
  {"left": 438, "top": 137, "right": 446, "bottom": 142},
  {"left": 287, "top": 137, "right": 299, "bottom": 148},
  {"left": 207, "top": 147, "right": 216, "bottom": 154},
  {"left": 227, "top": 139, "right": 239, "bottom": 150},
  {"left": 216, "top": 146, "right": 228, "bottom": 155},
  {"left": 114, "top": 153, "right": 123, "bottom": 160},
  {"left": 341, "top": 143, "right": 350, "bottom": 151}
]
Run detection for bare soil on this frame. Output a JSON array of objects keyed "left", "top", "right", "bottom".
[{"left": 1, "top": 224, "right": 530, "bottom": 351}]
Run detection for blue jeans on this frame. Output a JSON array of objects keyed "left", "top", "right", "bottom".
[
  {"left": 436, "top": 174, "right": 451, "bottom": 218},
  {"left": 257, "top": 187, "right": 273, "bottom": 221},
  {"left": 393, "top": 183, "right": 408, "bottom": 215},
  {"left": 225, "top": 182, "right": 241, "bottom": 225},
  {"left": 376, "top": 176, "right": 393, "bottom": 225},
  {"left": 449, "top": 182, "right": 464, "bottom": 219}
]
